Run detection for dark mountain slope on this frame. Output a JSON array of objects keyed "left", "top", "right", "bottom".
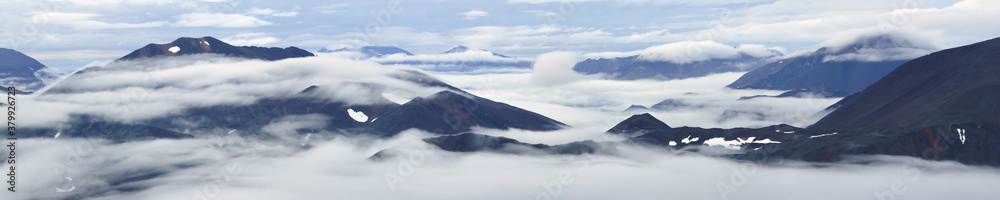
[
  {"left": 1, "top": 48, "right": 56, "bottom": 92},
  {"left": 781, "top": 37, "right": 1000, "bottom": 166},
  {"left": 810, "top": 37, "right": 1000, "bottom": 131},
  {"left": 370, "top": 90, "right": 567, "bottom": 137}
]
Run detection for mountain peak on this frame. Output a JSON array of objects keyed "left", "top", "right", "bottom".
[
  {"left": 817, "top": 32, "right": 936, "bottom": 55},
  {"left": 442, "top": 45, "right": 471, "bottom": 54},
  {"left": 360, "top": 46, "right": 413, "bottom": 57},
  {"left": 607, "top": 113, "right": 671, "bottom": 134}
]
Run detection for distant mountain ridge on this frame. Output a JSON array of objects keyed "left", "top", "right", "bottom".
[
  {"left": 441, "top": 45, "right": 511, "bottom": 58},
  {"left": 117, "top": 36, "right": 314, "bottom": 61},
  {"left": 320, "top": 46, "right": 414, "bottom": 58},
  {"left": 574, "top": 45, "right": 783, "bottom": 80},
  {"left": 324, "top": 45, "right": 533, "bottom": 71}
]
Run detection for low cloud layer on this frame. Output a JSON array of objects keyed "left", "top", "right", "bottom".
[
  {"left": 439, "top": 72, "right": 837, "bottom": 131},
  {"left": 19, "top": 55, "right": 450, "bottom": 128},
  {"left": 10, "top": 134, "right": 1000, "bottom": 200},
  {"left": 7, "top": 53, "right": 1000, "bottom": 200},
  {"left": 583, "top": 41, "right": 783, "bottom": 64}
]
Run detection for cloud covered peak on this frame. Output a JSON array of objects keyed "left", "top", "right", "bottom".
[{"left": 815, "top": 30, "right": 939, "bottom": 62}]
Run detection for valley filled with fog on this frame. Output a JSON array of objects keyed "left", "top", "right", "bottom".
[
  {"left": 4, "top": 0, "right": 1000, "bottom": 199},
  {"left": 9, "top": 55, "right": 1000, "bottom": 200}
]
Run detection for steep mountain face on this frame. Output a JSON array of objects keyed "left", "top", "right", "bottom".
[
  {"left": 782, "top": 36, "right": 1000, "bottom": 166},
  {"left": 574, "top": 52, "right": 781, "bottom": 80},
  {"left": 810, "top": 36, "right": 1000, "bottom": 132},
  {"left": 727, "top": 34, "right": 935, "bottom": 96},
  {"left": 322, "top": 46, "right": 414, "bottom": 57},
  {"left": 117, "top": 36, "right": 314, "bottom": 61},
  {"left": 0, "top": 48, "right": 58, "bottom": 92},
  {"left": 370, "top": 90, "right": 567, "bottom": 137}
]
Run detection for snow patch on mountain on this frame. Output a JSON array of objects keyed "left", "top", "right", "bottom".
[{"left": 347, "top": 108, "right": 368, "bottom": 122}]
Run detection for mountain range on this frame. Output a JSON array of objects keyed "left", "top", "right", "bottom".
[
  {"left": 573, "top": 45, "right": 783, "bottom": 80},
  {"left": 117, "top": 36, "right": 314, "bottom": 61},
  {"left": 319, "top": 46, "right": 414, "bottom": 58},
  {"left": 323, "top": 45, "right": 533, "bottom": 71},
  {"left": 23, "top": 37, "right": 566, "bottom": 141},
  {"left": 412, "top": 36, "right": 1000, "bottom": 167},
  {"left": 16, "top": 34, "right": 1000, "bottom": 167}
]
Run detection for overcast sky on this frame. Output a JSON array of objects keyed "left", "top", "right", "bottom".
[{"left": 2, "top": 0, "right": 998, "bottom": 71}]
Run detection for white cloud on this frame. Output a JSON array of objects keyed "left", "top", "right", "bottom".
[
  {"left": 174, "top": 13, "right": 273, "bottom": 28},
  {"left": 11, "top": 134, "right": 1000, "bottom": 200},
  {"left": 507, "top": 0, "right": 768, "bottom": 5},
  {"left": 529, "top": 52, "right": 588, "bottom": 87},
  {"left": 247, "top": 7, "right": 298, "bottom": 17},
  {"left": 316, "top": 3, "right": 348, "bottom": 14},
  {"left": 31, "top": 12, "right": 167, "bottom": 29},
  {"left": 25, "top": 50, "right": 129, "bottom": 60},
  {"left": 221, "top": 33, "right": 280, "bottom": 46},
  {"left": 49, "top": 0, "right": 184, "bottom": 6},
  {"left": 370, "top": 49, "right": 532, "bottom": 63},
  {"left": 461, "top": 10, "right": 490, "bottom": 20},
  {"left": 442, "top": 71, "right": 835, "bottom": 129},
  {"left": 506, "top": 0, "right": 601, "bottom": 4},
  {"left": 708, "top": 0, "right": 1000, "bottom": 51},
  {"left": 637, "top": 40, "right": 741, "bottom": 63}
]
